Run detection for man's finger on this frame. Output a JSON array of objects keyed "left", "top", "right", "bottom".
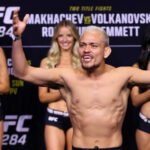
[
  {"left": 23, "top": 14, "right": 29, "bottom": 24},
  {"left": 13, "top": 9, "right": 20, "bottom": 18},
  {"left": 13, "top": 9, "right": 20, "bottom": 24}
]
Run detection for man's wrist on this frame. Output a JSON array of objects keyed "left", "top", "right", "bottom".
[
  {"left": 11, "top": 34, "right": 21, "bottom": 41},
  {"left": 14, "top": 36, "right": 21, "bottom": 41}
]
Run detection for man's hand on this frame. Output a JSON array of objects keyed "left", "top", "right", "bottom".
[{"left": 13, "top": 9, "right": 29, "bottom": 38}]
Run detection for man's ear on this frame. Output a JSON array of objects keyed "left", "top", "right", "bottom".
[{"left": 104, "top": 47, "right": 112, "bottom": 59}]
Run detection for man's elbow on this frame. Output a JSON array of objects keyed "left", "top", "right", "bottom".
[
  {"left": 13, "top": 70, "right": 27, "bottom": 81},
  {"left": 13, "top": 63, "right": 31, "bottom": 79},
  {"left": 13, "top": 70, "right": 21, "bottom": 79}
]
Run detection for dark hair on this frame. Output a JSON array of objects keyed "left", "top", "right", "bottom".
[{"left": 138, "top": 26, "right": 150, "bottom": 70}]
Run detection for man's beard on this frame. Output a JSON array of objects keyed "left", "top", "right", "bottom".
[{"left": 82, "top": 63, "right": 99, "bottom": 71}]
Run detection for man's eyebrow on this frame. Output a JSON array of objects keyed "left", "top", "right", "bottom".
[
  {"left": 80, "top": 42, "right": 99, "bottom": 45},
  {"left": 79, "top": 42, "right": 86, "bottom": 44},
  {"left": 79, "top": 42, "right": 97, "bottom": 44},
  {"left": 90, "top": 43, "right": 98, "bottom": 45}
]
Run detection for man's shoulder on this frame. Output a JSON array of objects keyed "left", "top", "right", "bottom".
[
  {"left": 105, "top": 65, "right": 133, "bottom": 72},
  {"left": 62, "top": 67, "right": 83, "bottom": 79},
  {"left": 105, "top": 64, "right": 115, "bottom": 70},
  {"left": 111, "top": 66, "right": 137, "bottom": 77}
]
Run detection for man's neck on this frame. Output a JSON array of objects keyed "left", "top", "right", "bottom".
[{"left": 83, "top": 61, "right": 107, "bottom": 79}]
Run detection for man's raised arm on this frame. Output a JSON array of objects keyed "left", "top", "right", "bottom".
[
  {"left": 12, "top": 9, "right": 30, "bottom": 79},
  {"left": 12, "top": 10, "right": 63, "bottom": 86}
]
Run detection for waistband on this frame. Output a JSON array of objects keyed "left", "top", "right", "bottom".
[
  {"left": 47, "top": 107, "right": 69, "bottom": 117},
  {"left": 139, "top": 112, "right": 150, "bottom": 124},
  {"left": 72, "top": 146, "right": 122, "bottom": 150}
]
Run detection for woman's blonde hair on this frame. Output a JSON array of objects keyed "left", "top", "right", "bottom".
[{"left": 45, "top": 20, "right": 80, "bottom": 68}]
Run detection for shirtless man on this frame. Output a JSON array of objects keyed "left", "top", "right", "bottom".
[{"left": 12, "top": 9, "right": 150, "bottom": 150}]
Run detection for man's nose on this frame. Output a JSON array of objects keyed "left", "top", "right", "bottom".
[{"left": 84, "top": 45, "right": 91, "bottom": 52}]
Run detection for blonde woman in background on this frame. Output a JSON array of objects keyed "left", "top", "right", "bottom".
[{"left": 38, "top": 20, "right": 80, "bottom": 150}]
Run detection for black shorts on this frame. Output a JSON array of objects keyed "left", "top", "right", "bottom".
[
  {"left": 72, "top": 146, "right": 123, "bottom": 150},
  {"left": 137, "top": 112, "right": 150, "bottom": 133},
  {"left": 45, "top": 107, "right": 72, "bottom": 132}
]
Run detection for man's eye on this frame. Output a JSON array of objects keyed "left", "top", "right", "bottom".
[
  {"left": 80, "top": 44, "right": 85, "bottom": 47},
  {"left": 91, "top": 44, "right": 98, "bottom": 48}
]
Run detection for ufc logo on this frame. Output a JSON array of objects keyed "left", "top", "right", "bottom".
[
  {"left": 0, "top": 6, "right": 20, "bottom": 24},
  {"left": 4, "top": 115, "right": 32, "bottom": 132}
]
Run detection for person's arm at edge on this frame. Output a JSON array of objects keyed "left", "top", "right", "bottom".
[
  {"left": 131, "top": 86, "right": 150, "bottom": 107},
  {"left": 0, "top": 47, "right": 10, "bottom": 93},
  {"left": 130, "top": 63, "right": 150, "bottom": 107}
]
